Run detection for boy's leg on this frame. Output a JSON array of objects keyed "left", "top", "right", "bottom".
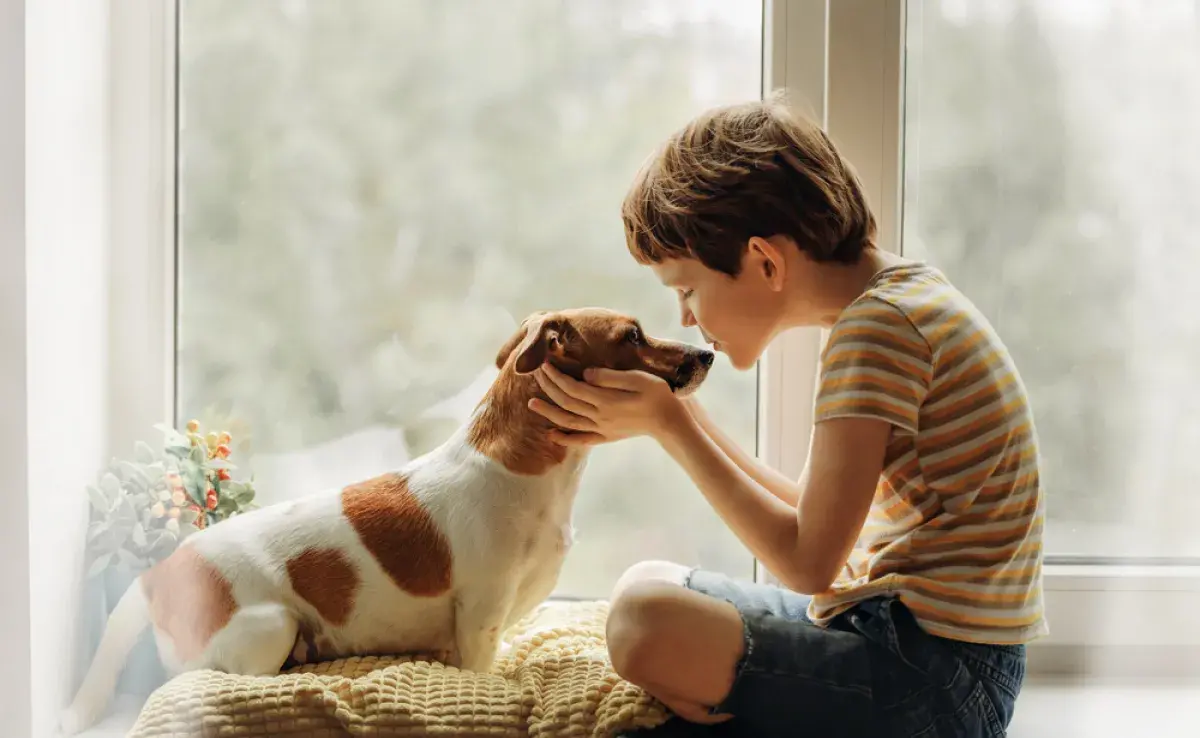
[
  {"left": 607, "top": 562, "right": 876, "bottom": 737},
  {"left": 607, "top": 563, "right": 743, "bottom": 724}
]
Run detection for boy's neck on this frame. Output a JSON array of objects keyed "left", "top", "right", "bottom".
[{"left": 804, "top": 247, "right": 912, "bottom": 328}]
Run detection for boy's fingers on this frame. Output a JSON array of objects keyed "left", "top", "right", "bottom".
[
  {"left": 585, "top": 368, "right": 657, "bottom": 392},
  {"left": 534, "top": 370, "right": 597, "bottom": 417},
  {"left": 549, "top": 430, "right": 606, "bottom": 447},
  {"left": 542, "top": 363, "right": 612, "bottom": 404},
  {"left": 528, "top": 398, "right": 596, "bottom": 432}
]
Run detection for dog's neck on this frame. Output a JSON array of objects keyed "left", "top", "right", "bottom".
[{"left": 466, "top": 368, "right": 581, "bottom": 477}]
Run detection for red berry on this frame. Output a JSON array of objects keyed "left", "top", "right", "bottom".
[
  {"left": 217, "top": 469, "right": 231, "bottom": 481},
  {"left": 206, "top": 489, "right": 219, "bottom": 511},
  {"left": 215, "top": 444, "right": 231, "bottom": 459}
]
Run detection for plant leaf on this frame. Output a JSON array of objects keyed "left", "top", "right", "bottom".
[
  {"left": 115, "top": 495, "right": 138, "bottom": 524},
  {"left": 86, "top": 553, "right": 113, "bottom": 578},
  {"left": 134, "top": 440, "right": 158, "bottom": 464},
  {"left": 118, "top": 460, "right": 152, "bottom": 486},
  {"left": 100, "top": 472, "right": 122, "bottom": 500},
  {"left": 180, "top": 460, "right": 206, "bottom": 505},
  {"left": 116, "top": 548, "right": 141, "bottom": 569},
  {"left": 154, "top": 423, "right": 190, "bottom": 448},
  {"left": 179, "top": 508, "right": 200, "bottom": 525},
  {"left": 130, "top": 522, "right": 147, "bottom": 548},
  {"left": 87, "top": 521, "right": 110, "bottom": 541},
  {"left": 87, "top": 485, "right": 109, "bottom": 514}
]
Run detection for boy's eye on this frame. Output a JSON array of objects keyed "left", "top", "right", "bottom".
[
  {"left": 679, "top": 289, "right": 694, "bottom": 300},
  {"left": 626, "top": 327, "right": 643, "bottom": 345}
]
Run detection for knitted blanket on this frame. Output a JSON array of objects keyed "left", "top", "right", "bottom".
[{"left": 128, "top": 600, "right": 670, "bottom": 737}]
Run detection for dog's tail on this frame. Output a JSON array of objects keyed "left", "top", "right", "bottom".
[{"left": 59, "top": 577, "right": 151, "bottom": 735}]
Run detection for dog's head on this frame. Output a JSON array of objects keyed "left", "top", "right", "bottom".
[{"left": 495, "top": 308, "right": 713, "bottom": 396}]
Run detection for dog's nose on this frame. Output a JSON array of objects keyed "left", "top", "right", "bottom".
[{"left": 698, "top": 351, "right": 715, "bottom": 368}]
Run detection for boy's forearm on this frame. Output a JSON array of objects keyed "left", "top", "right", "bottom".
[
  {"left": 657, "top": 410, "right": 816, "bottom": 591},
  {"left": 682, "top": 399, "right": 802, "bottom": 507}
]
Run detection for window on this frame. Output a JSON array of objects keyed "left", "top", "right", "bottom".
[
  {"left": 175, "top": 0, "right": 764, "bottom": 597},
  {"left": 902, "top": 0, "right": 1200, "bottom": 560}
]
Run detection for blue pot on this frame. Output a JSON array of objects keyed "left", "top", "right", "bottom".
[{"left": 76, "top": 567, "right": 168, "bottom": 701}]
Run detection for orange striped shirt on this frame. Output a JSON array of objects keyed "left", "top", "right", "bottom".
[{"left": 808, "top": 263, "right": 1047, "bottom": 644}]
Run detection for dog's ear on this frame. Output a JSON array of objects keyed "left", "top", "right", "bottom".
[
  {"left": 495, "top": 312, "right": 561, "bottom": 373},
  {"left": 512, "top": 319, "right": 565, "bottom": 374}
]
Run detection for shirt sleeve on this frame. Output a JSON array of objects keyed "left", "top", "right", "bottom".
[{"left": 814, "top": 297, "right": 933, "bottom": 434}]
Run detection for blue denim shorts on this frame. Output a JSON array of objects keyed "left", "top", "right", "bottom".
[{"left": 626, "top": 569, "right": 1026, "bottom": 738}]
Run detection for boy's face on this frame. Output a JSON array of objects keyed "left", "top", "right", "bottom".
[{"left": 650, "top": 241, "right": 788, "bottom": 371}]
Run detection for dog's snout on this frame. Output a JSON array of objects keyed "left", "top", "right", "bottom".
[{"left": 698, "top": 350, "right": 714, "bottom": 368}]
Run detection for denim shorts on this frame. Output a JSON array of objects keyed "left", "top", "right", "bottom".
[{"left": 625, "top": 569, "right": 1026, "bottom": 738}]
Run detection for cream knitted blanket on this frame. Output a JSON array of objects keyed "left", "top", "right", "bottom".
[{"left": 129, "top": 600, "right": 670, "bottom": 737}]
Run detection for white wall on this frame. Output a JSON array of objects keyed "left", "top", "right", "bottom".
[
  {"left": 1, "top": 0, "right": 33, "bottom": 733},
  {"left": 26, "top": 0, "right": 112, "bottom": 734}
]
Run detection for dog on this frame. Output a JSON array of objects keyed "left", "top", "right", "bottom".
[{"left": 61, "top": 307, "right": 713, "bottom": 734}]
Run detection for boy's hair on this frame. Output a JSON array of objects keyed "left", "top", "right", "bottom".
[{"left": 621, "top": 91, "right": 877, "bottom": 276}]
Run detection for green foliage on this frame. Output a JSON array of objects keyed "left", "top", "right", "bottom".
[{"left": 83, "top": 424, "right": 259, "bottom": 579}]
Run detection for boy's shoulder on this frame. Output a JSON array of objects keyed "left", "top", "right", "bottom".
[{"left": 844, "top": 262, "right": 999, "bottom": 353}]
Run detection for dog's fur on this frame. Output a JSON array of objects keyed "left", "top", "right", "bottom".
[{"left": 61, "top": 308, "right": 713, "bottom": 734}]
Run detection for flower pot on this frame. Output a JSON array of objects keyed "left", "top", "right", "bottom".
[{"left": 75, "top": 567, "right": 169, "bottom": 701}]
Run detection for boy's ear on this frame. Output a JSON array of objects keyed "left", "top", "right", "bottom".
[{"left": 747, "top": 236, "right": 787, "bottom": 291}]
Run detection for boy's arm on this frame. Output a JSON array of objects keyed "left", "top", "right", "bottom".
[
  {"left": 681, "top": 397, "right": 803, "bottom": 507},
  {"left": 658, "top": 410, "right": 890, "bottom": 593},
  {"left": 664, "top": 297, "right": 932, "bottom": 592}
]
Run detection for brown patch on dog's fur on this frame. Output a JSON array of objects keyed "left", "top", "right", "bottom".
[
  {"left": 140, "top": 545, "right": 237, "bottom": 663},
  {"left": 342, "top": 474, "right": 454, "bottom": 597},
  {"left": 468, "top": 369, "right": 569, "bottom": 476},
  {"left": 286, "top": 547, "right": 360, "bottom": 626}
]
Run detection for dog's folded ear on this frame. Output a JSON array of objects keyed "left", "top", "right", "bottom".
[{"left": 495, "top": 312, "right": 562, "bottom": 374}]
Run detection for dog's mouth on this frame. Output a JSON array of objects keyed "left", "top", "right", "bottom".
[{"left": 666, "top": 351, "right": 714, "bottom": 396}]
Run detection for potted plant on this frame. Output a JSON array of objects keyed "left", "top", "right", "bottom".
[{"left": 78, "top": 420, "right": 259, "bottom": 696}]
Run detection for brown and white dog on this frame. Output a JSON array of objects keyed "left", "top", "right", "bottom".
[{"left": 61, "top": 308, "right": 713, "bottom": 734}]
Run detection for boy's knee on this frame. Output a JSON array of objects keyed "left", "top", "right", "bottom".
[
  {"left": 607, "top": 579, "right": 682, "bottom": 683},
  {"left": 610, "top": 560, "right": 690, "bottom": 601}
]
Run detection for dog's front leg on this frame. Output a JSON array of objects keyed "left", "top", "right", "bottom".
[{"left": 454, "top": 587, "right": 515, "bottom": 673}]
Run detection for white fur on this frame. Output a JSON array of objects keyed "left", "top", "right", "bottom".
[{"left": 60, "top": 416, "right": 588, "bottom": 734}]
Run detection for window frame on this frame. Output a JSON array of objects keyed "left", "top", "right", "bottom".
[{"left": 111, "top": 0, "right": 1200, "bottom": 679}]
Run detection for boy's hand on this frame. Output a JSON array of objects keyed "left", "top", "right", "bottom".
[{"left": 529, "top": 363, "right": 685, "bottom": 446}]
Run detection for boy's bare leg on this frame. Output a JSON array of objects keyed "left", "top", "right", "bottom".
[{"left": 607, "top": 562, "right": 744, "bottom": 725}]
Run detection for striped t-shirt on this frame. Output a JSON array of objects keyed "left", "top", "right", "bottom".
[{"left": 807, "top": 263, "right": 1047, "bottom": 644}]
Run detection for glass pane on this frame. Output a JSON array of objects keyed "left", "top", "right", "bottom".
[
  {"left": 176, "top": 0, "right": 762, "bottom": 596},
  {"left": 902, "top": 0, "right": 1200, "bottom": 558}
]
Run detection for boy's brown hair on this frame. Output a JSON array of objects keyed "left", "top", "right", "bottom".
[{"left": 621, "top": 91, "right": 876, "bottom": 276}]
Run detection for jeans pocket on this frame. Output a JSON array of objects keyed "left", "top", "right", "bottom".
[{"left": 953, "top": 645, "right": 1025, "bottom": 732}]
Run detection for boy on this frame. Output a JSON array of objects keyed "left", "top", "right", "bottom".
[{"left": 528, "top": 93, "right": 1044, "bottom": 737}]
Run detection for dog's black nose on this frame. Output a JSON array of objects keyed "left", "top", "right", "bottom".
[{"left": 698, "top": 351, "right": 715, "bottom": 368}]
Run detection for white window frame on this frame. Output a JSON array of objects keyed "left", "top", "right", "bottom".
[{"left": 109, "top": 0, "right": 1200, "bottom": 681}]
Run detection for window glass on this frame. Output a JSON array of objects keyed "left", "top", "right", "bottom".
[
  {"left": 903, "top": 0, "right": 1200, "bottom": 557},
  {"left": 177, "top": 0, "right": 764, "bottom": 594}
]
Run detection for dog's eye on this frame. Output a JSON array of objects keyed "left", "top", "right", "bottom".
[{"left": 626, "top": 327, "right": 643, "bottom": 345}]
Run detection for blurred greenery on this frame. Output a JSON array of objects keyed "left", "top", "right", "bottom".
[
  {"left": 903, "top": 0, "right": 1200, "bottom": 556},
  {"left": 177, "top": 0, "right": 1200, "bottom": 608}
]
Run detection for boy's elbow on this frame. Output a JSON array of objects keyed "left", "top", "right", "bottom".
[
  {"left": 774, "top": 545, "right": 841, "bottom": 595},
  {"left": 779, "top": 567, "right": 838, "bottom": 596}
]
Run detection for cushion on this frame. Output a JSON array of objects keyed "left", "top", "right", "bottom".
[{"left": 129, "top": 600, "right": 671, "bottom": 737}]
